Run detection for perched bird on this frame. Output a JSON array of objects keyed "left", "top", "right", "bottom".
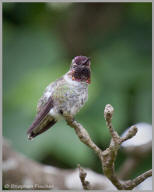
[{"left": 27, "top": 56, "right": 91, "bottom": 140}]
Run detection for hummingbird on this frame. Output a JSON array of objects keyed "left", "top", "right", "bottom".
[{"left": 27, "top": 56, "right": 91, "bottom": 140}]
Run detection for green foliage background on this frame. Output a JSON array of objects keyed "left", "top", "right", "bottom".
[{"left": 3, "top": 3, "right": 152, "bottom": 178}]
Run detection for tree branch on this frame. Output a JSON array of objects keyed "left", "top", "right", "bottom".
[
  {"left": 3, "top": 104, "right": 151, "bottom": 190},
  {"left": 120, "top": 126, "right": 138, "bottom": 143},
  {"left": 125, "top": 169, "right": 152, "bottom": 190},
  {"left": 78, "top": 164, "right": 91, "bottom": 190},
  {"left": 66, "top": 116, "right": 102, "bottom": 157},
  {"left": 65, "top": 104, "right": 152, "bottom": 190}
]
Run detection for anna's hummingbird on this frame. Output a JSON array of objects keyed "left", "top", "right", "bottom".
[{"left": 27, "top": 56, "right": 91, "bottom": 140}]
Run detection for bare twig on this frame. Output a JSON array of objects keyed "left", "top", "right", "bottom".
[
  {"left": 65, "top": 104, "right": 152, "bottom": 190},
  {"left": 125, "top": 169, "right": 152, "bottom": 190},
  {"left": 120, "top": 125, "right": 138, "bottom": 143},
  {"left": 78, "top": 164, "right": 91, "bottom": 190},
  {"left": 102, "top": 104, "right": 152, "bottom": 190},
  {"left": 104, "top": 104, "right": 119, "bottom": 144},
  {"left": 65, "top": 116, "right": 102, "bottom": 157}
]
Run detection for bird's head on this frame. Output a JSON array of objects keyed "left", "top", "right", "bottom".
[{"left": 69, "top": 56, "right": 91, "bottom": 84}]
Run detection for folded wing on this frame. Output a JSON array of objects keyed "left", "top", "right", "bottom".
[{"left": 27, "top": 97, "right": 56, "bottom": 140}]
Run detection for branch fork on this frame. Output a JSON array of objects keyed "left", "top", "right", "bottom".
[{"left": 65, "top": 104, "right": 152, "bottom": 190}]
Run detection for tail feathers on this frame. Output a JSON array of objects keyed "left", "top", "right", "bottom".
[{"left": 27, "top": 119, "right": 56, "bottom": 140}]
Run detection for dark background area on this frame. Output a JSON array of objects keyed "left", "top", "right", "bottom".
[{"left": 3, "top": 2, "right": 152, "bottom": 179}]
